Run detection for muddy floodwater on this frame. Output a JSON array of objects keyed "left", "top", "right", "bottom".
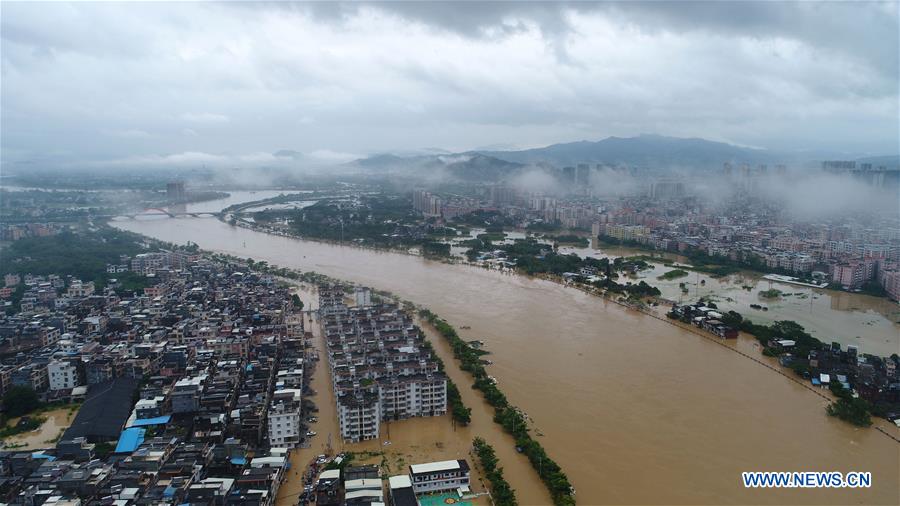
[
  {"left": 1, "top": 406, "right": 79, "bottom": 450},
  {"left": 115, "top": 194, "right": 899, "bottom": 505},
  {"left": 563, "top": 242, "right": 900, "bottom": 357},
  {"left": 275, "top": 286, "right": 501, "bottom": 506}
]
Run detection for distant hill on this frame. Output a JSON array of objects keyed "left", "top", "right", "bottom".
[
  {"left": 440, "top": 153, "right": 524, "bottom": 180},
  {"left": 856, "top": 155, "right": 900, "bottom": 169},
  {"left": 348, "top": 135, "right": 898, "bottom": 179},
  {"left": 347, "top": 152, "right": 524, "bottom": 180},
  {"left": 477, "top": 134, "right": 779, "bottom": 169},
  {"left": 273, "top": 149, "right": 304, "bottom": 160}
]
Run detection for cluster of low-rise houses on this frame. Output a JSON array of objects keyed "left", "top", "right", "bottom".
[
  {"left": 304, "top": 458, "right": 470, "bottom": 506},
  {"left": 671, "top": 301, "right": 900, "bottom": 425},
  {"left": 0, "top": 224, "right": 61, "bottom": 242},
  {"left": 591, "top": 209, "right": 900, "bottom": 299},
  {"left": 668, "top": 303, "right": 739, "bottom": 339},
  {"left": 780, "top": 341, "right": 900, "bottom": 425},
  {"left": 0, "top": 254, "right": 479, "bottom": 506},
  {"left": 0, "top": 257, "right": 320, "bottom": 505},
  {"left": 1, "top": 251, "right": 203, "bottom": 314}
]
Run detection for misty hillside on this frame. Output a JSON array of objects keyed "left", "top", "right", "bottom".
[
  {"left": 351, "top": 134, "right": 784, "bottom": 176},
  {"left": 349, "top": 135, "right": 899, "bottom": 179},
  {"left": 441, "top": 153, "right": 524, "bottom": 180},
  {"left": 477, "top": 134, "right": 780, "bottom": 169},
  {"left": 348, "top": 152, "right": 524, "bottom": 180}
]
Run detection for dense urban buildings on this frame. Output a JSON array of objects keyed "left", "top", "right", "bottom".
[
  {"left": 404, "top": 162, "right": 900, "bottom": 301},
  {"left": 0, "top": 257, "right": 312, "bottom": 505},
  {"left": 166, "top": 181, "right": 186, "bottom": 203},
  {"left": 319, "top": 284, "right": 448, "bottom": 442}
]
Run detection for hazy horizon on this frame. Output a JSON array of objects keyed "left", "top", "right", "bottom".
[{"left": 2, "top": 2, "right": 898, "bottom": 170}]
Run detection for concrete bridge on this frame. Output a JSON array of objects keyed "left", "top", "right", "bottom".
[
  {"left": 115, "top": 208, "right": 225, "bottom": 219},
  {"left": 1, "top": 208, "right": 226, "bottom": 224}
]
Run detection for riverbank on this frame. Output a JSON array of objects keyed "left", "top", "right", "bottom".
[
  {"left": 598, "top": 237, "right": 898, "bottom": 304},
  {"left": 221, "top": 212, "right": 461, "bottom": 263},
  {"left": 113, "top": 205, "right": 900, "bottom": 505},
  {"left": 238, "top": 247, "right": 896, "bottom": 506},
  {"left": 242, "top": 211, "right": 900, "bottom": 340},
  {"left": 219, "top": 214, "right": 899, "bottom": 432},
  {"left": 275, "top": 283, "right": 547, "bottom": 506},
  {"left": 518, "top": 267, "right": 900, "bottom": 436}
]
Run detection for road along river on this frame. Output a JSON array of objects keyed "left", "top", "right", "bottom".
[{"left": 114, "top": 198, "right": 899, "bottom": 505}]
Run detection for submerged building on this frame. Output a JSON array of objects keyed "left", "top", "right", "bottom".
[{"left": 319, "top": 285, "right": 447, "bottom": 442}]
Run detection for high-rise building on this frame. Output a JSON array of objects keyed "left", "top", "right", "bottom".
[
  {"left": 320, "top": 286, "right": 447, "bottom": 443},
  {"left": 354, "top": 286, "right": 372, "bottom": 307},
  {"left": 413, "top": 189, "right": 442, "bottom": 217},
  {"left": 489, "top": 185, "right": 514, "bottom": 204},
  {"left": 576, "top": 164, "right": 591, "bottom": 185},
  {"left": 166, "top": 181, "right": 186, "bottom": 202},
  {"left": 822, "top": 161, "right": 856, "bottom": 173},
  {"left": 649, "top": 179, "right": 684, "bottom": 199},
  {"left": 267, "top": 389, "right": 303, "bottom": 448}
]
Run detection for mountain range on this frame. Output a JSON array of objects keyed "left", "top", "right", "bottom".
[{"left": 336, "top": 134, "right": 899, "bottom": 181}]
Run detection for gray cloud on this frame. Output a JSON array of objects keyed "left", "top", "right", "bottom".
[{"left": 1, "top": 1, "right": 897, "bottom": 171}]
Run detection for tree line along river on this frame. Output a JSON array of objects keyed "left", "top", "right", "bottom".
[{"left": 113, "top": 191, "right": 899, "bottom": 505}]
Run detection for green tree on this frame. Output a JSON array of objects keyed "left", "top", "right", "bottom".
[
  {"left": 827, "top": 396, "right": 872, "bottom": 427},
  {"left": 3, "top": 386, "right": 41, "bottom": 417}
]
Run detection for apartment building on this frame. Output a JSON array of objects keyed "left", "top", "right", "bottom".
[
  {"left": 408, "top": 459, "right": 470, "bottom": 494},
  {"left": 12, "top": 363, "right": 48, "bottom": 392},
  {"left": 48, "top": 359, "right": 81, "bottom": 391},
  {"left": 65, "top": 280, "right": 95, "bottom": 298},
  {"left": 320, "top": 286, "right": 447, "bottom": 442},
  {"left": 318, "top": 285, "right": 348, "bottom": 317},
  {"left": 171, "top": 374, "right": 207, "bottom": 413},
  {"left": 832, "top": 260, "right": 875, "bottom": 289},
  {"left": 267, "top": 389, "right": 303, "bottom": 448},
  {"left": 337, "top": 390, "right": 381, "bottom": 442}
]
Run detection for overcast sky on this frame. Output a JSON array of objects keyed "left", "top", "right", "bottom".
[{"left": 2, "top": 1, "right": 898, "bottom": 170}]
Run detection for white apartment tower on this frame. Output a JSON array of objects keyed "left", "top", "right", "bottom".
[
  {"left": 267, "top": 389, "right": 303, "bottom": 448},
  {"left": 48, "top": 359, "right": 80, "bottom": 391}
]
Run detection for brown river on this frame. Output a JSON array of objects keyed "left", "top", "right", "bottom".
[{"left": 114, "top": 193, "right": 899, "bottom": 505}]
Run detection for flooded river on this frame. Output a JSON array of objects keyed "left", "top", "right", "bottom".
[{"left": 114, "top": 194, "right": 899, "bottom": 505}]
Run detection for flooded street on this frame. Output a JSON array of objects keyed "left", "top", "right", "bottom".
[
  {"left": 275, "top": 286, "right": 502, "bottom": 506},
  {"left": 1, "top": 406, "right": 79, "bottom": 450},
  {"left": 561, "top": 243, "right": 900, "bottom": 356},
  {"left": 115, "top": 197, "right": 899, "bottom": 505}
]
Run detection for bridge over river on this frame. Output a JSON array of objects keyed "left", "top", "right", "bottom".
[{"left": 112, "top": 207, "right": 225, "bottom": 220}]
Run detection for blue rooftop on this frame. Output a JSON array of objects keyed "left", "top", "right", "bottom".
[
  {"left": 230, "top": 456, "right": 247, "bottom": 465},
  {"left": 128, "top": 415, "right": 172, "bottom": 427},
  {"left": 115, "top": 427, "right": 146, "bottom": 454}
]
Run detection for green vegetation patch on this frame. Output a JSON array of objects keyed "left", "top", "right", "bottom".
[
  {"left": 473, "top": 437, "right": 518, "bottom": 505},
  {"left": 658, "top": 269, "right": 689, "bottom": 280},
  {"left": 758, "top": 288, "right": 783, "bottom": 299}
]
